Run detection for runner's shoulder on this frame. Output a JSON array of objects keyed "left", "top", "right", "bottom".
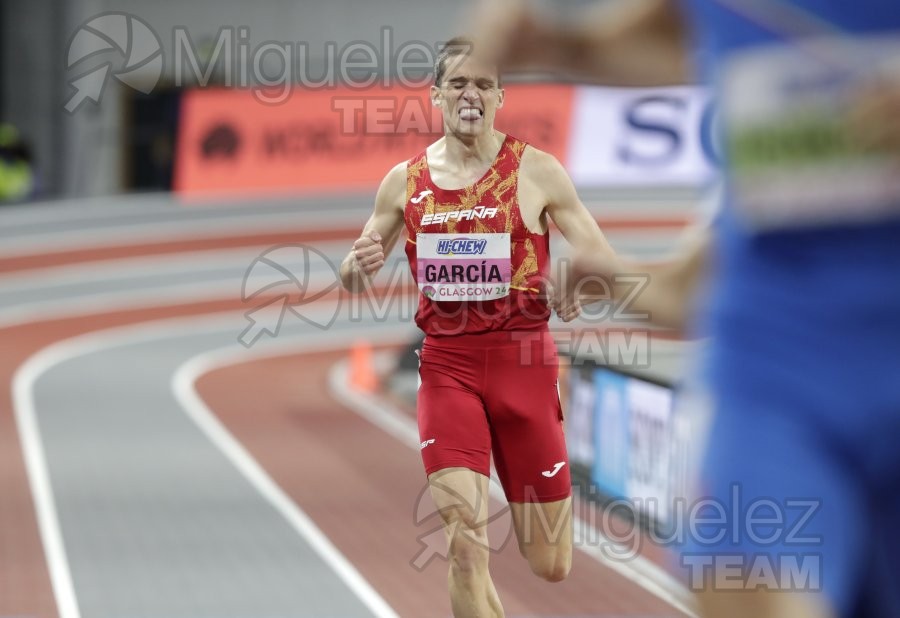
[
  {"left": 376, "top": 161, "right": 408, "bottom": 212},
  {"left": 520, "top": 144, "right": 568, "bottom": 186},
  {"left": 384, "top": 159, "right": 408, "bottom": 181}
]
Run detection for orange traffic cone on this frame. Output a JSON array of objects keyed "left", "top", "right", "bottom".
[{"left": 349, "top": 340, "right": 378, "bottom": 393}]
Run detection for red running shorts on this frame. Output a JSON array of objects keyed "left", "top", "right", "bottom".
[{"left": 416, "top": 327, "right": 571, "bottom": 503}]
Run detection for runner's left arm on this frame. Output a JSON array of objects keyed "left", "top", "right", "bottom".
[
  {"left": 524, "top": 149, "right": 622, "bottom": 321},
  {"left": 532, "top": 148, "right": 711, "bottom": 331}
]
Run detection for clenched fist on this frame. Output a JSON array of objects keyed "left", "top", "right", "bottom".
[
  {"left": 352, "top": 230, "right": 385, "bottom": 277},
  {"left": 546, "top": 280, "right": 582, "bottom": 323}
]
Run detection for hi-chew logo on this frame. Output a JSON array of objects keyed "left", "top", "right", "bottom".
[{"left": 436, "top": 238, "right": 487, "bottom": 256}]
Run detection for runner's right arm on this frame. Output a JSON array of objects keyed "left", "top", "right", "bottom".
[{"left": 340, "top": 162, "right": 407, "bottom": 293}]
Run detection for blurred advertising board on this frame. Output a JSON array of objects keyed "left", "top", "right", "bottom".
[
  {"left": 174, "top": 84, "right": 716, "bottom": 196},
  {"left": 566, "top": 364, "right": 687, "bottom": 525},
  {"left": 174, "top": 84, "right": 574, "bottom": 196},
  {"left": 567, "top": 86, "right": 718, "bottom": 187}
]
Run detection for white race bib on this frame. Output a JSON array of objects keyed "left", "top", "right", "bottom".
[
  {"left": 416, "top": 233, "right": 511, "bottom": 301},
  {"left": 723, "top": 35, "right": 900, "bottom": 230}
]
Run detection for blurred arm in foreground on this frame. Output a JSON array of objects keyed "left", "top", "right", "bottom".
[
  {"left": 476, "top": 0, "right": 900, "bottom": 332},
  {"left": 475, "top": 0, "right": 704, "bottom": 332},
  {"left": 473, "top": 0, "right": 691, "bottom": 86}
]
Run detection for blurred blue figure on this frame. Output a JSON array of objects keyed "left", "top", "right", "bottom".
[{"left": 475, "top": 1, "right": 900, "bottom": 617}]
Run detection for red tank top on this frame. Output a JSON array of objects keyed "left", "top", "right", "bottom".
[{"left": 404, "top": 134, "right": 551, "bottom": 337}]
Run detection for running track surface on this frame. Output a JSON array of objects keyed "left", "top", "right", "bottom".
[{"left": 0, "top": 193, "right": 697, "bottom": 618}]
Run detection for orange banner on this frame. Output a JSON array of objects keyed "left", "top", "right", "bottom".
[{"left": 174, "top": 84, "right": 575, "bottom": 196}]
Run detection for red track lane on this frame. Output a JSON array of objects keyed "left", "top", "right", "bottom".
[
  {"left": 0, "top": 229, "right": 365, "bottom": 618},
  {"left": 0, "top": 230, "right": 309, "bottom": 617},
  {"left": 0, "top": 293, "right": 328, "bottom": 618},
  {"left": 0, "top": 294, "right": 680, "bottom": 617},
  {"left": 195, "top": 351, "right": 684, "bottom": 618},
  {"left": 1, "top": 220, "right": 688, "bottom": 618},
  {"left": 0, "top": 265, "right": 411, "bottom": 618}
]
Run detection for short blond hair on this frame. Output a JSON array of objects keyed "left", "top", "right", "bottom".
[{"left": 434, "top": 36, "right": 501, "bottom": 87}]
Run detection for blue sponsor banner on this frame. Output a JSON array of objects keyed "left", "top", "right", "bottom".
[
  {"left": 591, "top": 369, "right": 630, "bottom": 498},
  {"left": 566, "top": 367, "right": 596, "bottom": 469}
]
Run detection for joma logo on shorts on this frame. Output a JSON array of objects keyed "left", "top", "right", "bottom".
[{"left": 421, "top": 206, "right": 498, "bottom": 226}]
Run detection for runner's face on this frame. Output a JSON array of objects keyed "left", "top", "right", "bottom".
[{"left": 433, "top": 55, "right": 503, "bottom": 137}]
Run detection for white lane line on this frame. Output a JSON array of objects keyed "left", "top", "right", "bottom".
[
  {"left": 0, "top": 193, "right": 373, "bottom": 228},
  {"left": 0, "top": 213, "right": 366, "bottom": 259},
  {"left": 0, "top": 241, "right": 353, "bottom": 290},
  {"left": 0, "top": 194, "right": 186, "bottom": 225},
  {"left": 13, "top": 368, "right": 81, "bottom": 618},
  {"left": 328, "top": 360, "right": 699, "bottom": 618},
  {"left": 173, "top": 327, "right": 415, "bottom": 618},
  {"left": 0, "top": 281, "right": 246, "bottom": 329},
  {"left": 0, "top": 261, "right": 355, "bottom": 331},
  {"left": 11, "top": 313, "right": 256, "bottom": 618},
  {"left": 13, "top": 307, "right": 414, "bottom": 618}
]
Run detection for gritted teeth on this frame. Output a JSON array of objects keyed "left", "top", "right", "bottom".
[{"left": 459, "top": 107, "right": 483, "bottom": 120}]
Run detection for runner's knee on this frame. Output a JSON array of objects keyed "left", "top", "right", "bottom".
[
  {"left": 526, "top": 547, "right": 571, "bottom": 583},
  {"left": 447, "top": 523, "right": 490, "bottom": 577}
]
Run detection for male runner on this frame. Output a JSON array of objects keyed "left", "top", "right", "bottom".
[
  {"left": 339, "top": 38, "right": 618, "bottom": 617},
  {"left": 475, "top": 1, "right": 900, "bottom": 617}
]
